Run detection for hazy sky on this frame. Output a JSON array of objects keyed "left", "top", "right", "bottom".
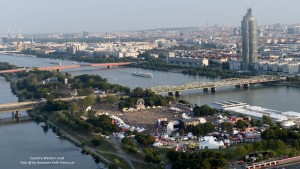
[{"left": 0, "top": 0, "right": 299, "bottom": 34}]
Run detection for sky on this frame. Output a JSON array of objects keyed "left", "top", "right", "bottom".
[{"left": 0, "top": 0, "right": 299, "bottom": 34}]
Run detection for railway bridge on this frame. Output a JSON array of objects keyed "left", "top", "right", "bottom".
[{"left": 149, "top": 75, "right": 283, "bottom": 96}]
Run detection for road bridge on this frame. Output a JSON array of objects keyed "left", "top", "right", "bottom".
[
  {"left": 0, "top": 115, "right": 32, "bottom": 125},
  {"left": 0, "top": 101, "right": 37, "bottom": 113},
  {"left": 0, "top": 96, "right": 87, "bottom": 113},
  {"left": 149, "top": 75, "right": 283, "bottom": 95},
  {"left": 0, "top": 62, "right": 133, "bottom": 74}
]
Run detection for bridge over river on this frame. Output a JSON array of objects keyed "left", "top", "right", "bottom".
[
  {"left": 0, "top": 62, "right": 133, "bottom": 74},
  {"left": 149, "top": 75, "right": 283, "bottom": 95}
]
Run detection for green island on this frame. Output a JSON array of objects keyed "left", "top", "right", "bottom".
[{"left": 1, "top": 61, "right": 300, "bottom": 169}]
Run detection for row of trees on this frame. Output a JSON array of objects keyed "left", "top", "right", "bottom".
[
  {"left": 118, "top": 87, "right": 176, "bottom": 109},
  {"left": 235, "top": 139, "right": 295, "bottom": 160},
  {"left": 166, "top": 150, "right": 227, "bottom": 169}
]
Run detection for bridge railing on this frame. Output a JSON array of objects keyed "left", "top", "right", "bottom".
[{"left": 149, "top": 75, "right": 281, "bottom": 93}]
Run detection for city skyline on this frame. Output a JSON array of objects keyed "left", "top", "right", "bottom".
[{"left": 1, "top": 0, "right": 300, "bottom": 34}]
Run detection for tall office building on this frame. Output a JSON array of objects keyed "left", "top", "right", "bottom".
[{"left": 241, "top": 8, "right": 258, "bottom": 70}]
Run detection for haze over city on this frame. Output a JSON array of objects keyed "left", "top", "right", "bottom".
[{"left": 1, "top": 0, "right": 300, "bottom": 34}]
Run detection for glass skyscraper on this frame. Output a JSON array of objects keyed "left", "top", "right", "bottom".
[{"left": 241, "top": 8, "right": 258, "bottom": 70}]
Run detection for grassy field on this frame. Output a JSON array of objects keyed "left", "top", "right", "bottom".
[{"left": 96, "top": 150, "right": 131, "bottom": 169}]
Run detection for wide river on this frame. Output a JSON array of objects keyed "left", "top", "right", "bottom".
[{"left": 0, "top": 54, "right": 300, "bottom": 168}]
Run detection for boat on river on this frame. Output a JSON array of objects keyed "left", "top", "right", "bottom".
[{"left": 131, "top": 72, "right": 153, "bottom": 78}]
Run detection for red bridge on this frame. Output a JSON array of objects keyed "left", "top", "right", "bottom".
[{"left": 0, "top": 62, "right": 133, "bottom": 74}]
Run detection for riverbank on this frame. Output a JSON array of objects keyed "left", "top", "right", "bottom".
[
  {"left": 33, "top": 108, "right": 151, "bottom": 169},
  {"left": 274, "top": 82, "right": 300, "bottom": 88},
  {"left": 128, "top": 61, "right": 254, "bottom": 79},
  {"left": 16, "top": 51, "right": 252, "bottom": 79}
]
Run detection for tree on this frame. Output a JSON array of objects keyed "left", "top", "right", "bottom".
[
  {"left": 262, "top": 115, "right": 272, "bottom": 125},
  {"left": 192, "top": 122, "right": 215, "bottom": 136},
  {"left": 131, "top": 87, "right": 144, "bottom": 97},
  {"left": 106, "top": 94, "right": 117, "bottom": 104},
  {"left": 179, "top": 129, "right": 185, "bottom": 136},
  {"left": 292, "top": 140, "right": 300, "bottom": 150},
  {"left": 261, "top": 129, "right": 275, "bottom": 140},
  {"left": 236, "top": 120, "right": 247, "bottom": 129},
  {"left": 256, "top": 119, "right": 263, "bottom": 127},
  {"left": 91, "top": 137, "right": 100, "bottom": 147},
  {"left": 96, "top": 95, "right": 101, "bottom": 103},
  {"left": 235, "top": 146, "right": 248, "bottom": 157},
  {"left": 193, "top": 105, "right": 217, "bottom": 117},
  {"left": 144, "top": 148, "right": 161, "bottom": 164},
  {"left": 221, "top": 122, "right": 233, "bottom": 132},
  {"left": 122, "top": 137, "right": 136, "bottom": 148},
  {"left": 83, "top": 95, "right": 96, "bottom": 108},
  {"left": 69, "top": 102, "right": 80, "bottom": 114}
]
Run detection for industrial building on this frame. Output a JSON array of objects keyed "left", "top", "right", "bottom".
[{"left": 210, "top": 101, "right": 300, "bottom": 124}]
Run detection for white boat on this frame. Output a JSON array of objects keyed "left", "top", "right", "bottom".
[{"left": 131, "top": 72, "right": 153, "bottom": 78}]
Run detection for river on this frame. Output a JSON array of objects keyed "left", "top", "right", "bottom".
[
  {"left": 0, "top": 54, "right": 300, "bottom": 168},
  {"left": 0, "top": 76, "right": 105, "bottom": 169},
  {"left": 1, "top": 54, "right": 299, "bottom": 112}
]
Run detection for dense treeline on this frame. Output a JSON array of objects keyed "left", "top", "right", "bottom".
[
  {"left": 134, "top": 133, "right": 155, "bottom": 146},
  {"left": 57, "top": 111, "right": 93, "bottom": 131},
  {"left": 87, "top": 115, "right": 121, "bottom": 135},
  {"left": 130, "top": 61, "right": 185, "bottom": 72},
  {"left": 286, "top": 76, "right": 300, "bottom": 82},
  {"left": 166, "top": 150, "right": 227, "bottom": 169},
  {"left": 8, "top": 70, "right": 131, "bottom": 101},
  {"left": 0, "top": 62, "right": 18, "bottom": 70},
  {"left": 43, "top": 100, "right": 69, "bottom": 112},
  {"left": 193, "top": 105, "right": 217, "bottom": 116},
  {"left": 130, "top": 60, "right": 253, "bottom": 78},
  {"left": 191, "top": 122, "right": 215, "bottom": 136},
  {"left": 10, "top": 70, "right": 71, "bottom": 101},
  {"left": 118, "top": 87, "right": 175, "bottom": 109},
  {"left": 182, "top": 67, "right": 253, "bottom": 78},
  {"left": 70, "top": 74, "right": 130, "bottom": 94}
]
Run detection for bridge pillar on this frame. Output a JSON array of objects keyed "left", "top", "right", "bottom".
[
  {"left": 175, "top": 91, "right": 180, "bottom": 97},
  {"left": 235, "top": 85, "right": 241, "bottom": 88},
  {"left": 15, "top": 111, "right": 20, "bottom": 122},
  {"left": 211, "top": 87, "right": 216, "bottom": 93},
  {"left": 12, "top": 112, "right": 15, "bottom": 119},
  {"left": 168, "top": 92, "right": 174, "bottom": 97},
  {"left": 203, "top": 88, "right": 209, "bottom": 93},
  {"left": 107, "top": 66, "right": 112, "bottom": 69},
  {"left": 243, "top": 84, "right": 250, "bottom": 89}
]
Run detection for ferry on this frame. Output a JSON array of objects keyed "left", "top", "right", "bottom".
[
  {"left": 49, "top": 61, "right": 61, "bottom": 65},
  {"left": 131, "top": 72, "right": 153, "bottom": 78}
]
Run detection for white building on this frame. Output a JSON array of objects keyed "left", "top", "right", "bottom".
[
  {"left": 167, "top": 56, "right": 209, "bottom": 67},
  {"left": 199, "top": 136, "right": 224, "bottom": 149}
]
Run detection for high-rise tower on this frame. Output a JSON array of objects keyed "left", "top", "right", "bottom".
[{"left": 241, "top": 8, "right": 258, "bottom": 70}]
